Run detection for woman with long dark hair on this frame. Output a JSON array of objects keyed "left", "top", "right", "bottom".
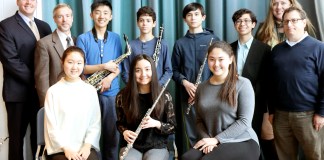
[{"left": 116, "top": 54, "right": 176, "bottom": 160}]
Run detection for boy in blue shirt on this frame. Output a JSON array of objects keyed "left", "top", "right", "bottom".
[
  {"left": 76, "top": 1, "right": 121, "bottom": 160},
  {"left": 122, "top": 6, "right": 172, "bottom": 86}
]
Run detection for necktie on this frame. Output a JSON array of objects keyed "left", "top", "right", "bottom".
[
  {"left": 29, "top": 20, "right": 40, "bottom": 40},
  {"left": 66, "top": 37, "right": 72, "bottom": 48}
]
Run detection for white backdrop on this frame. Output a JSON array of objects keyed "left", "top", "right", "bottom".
[{"left": 0, "top": 1, "right": 42, "bottom": 160}]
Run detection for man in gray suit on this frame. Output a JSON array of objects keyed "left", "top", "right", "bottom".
[{"left": 35, "top": 3, "right": 74, "bottom": 106}]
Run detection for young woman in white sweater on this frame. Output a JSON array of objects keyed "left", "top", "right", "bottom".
[{"left": 44, "top": 46, "right": 101, "bottom": 160}]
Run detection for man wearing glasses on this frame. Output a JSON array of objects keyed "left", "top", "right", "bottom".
[
  {"left": 230, "top": 8, "right": 274, "bottom": 160},
  {"left": 268, "top": 7, "right": 324, "bottom": 160}
]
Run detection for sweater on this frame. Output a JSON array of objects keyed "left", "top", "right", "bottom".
[
  {"left": 44, "top": 78, "right": 101, "bottom": 155},
  {"left": 195, "top": 77, "right": 259, "bottom": 145},
  {"left": 268, "top": 36, "right": 324, "bottom": 116}
]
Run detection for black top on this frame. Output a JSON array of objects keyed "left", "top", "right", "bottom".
[{"left": 116, "top": 90, "right": 176, "bottom": 152}]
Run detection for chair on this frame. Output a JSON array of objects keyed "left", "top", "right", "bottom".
[{"left": 35, "top": 107, "right": 45, "bottom": 160}]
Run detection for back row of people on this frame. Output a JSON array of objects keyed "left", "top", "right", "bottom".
[{"left": 1, "top": 0, "right": 323, "bottom": 160}]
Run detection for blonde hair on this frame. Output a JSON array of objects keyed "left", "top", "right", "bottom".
[
  {"left": 256, "top": 0, "right": 316, "bottom": 47},
  {"left": 53, "top": 3, "right": 73, "bottom": 18}
]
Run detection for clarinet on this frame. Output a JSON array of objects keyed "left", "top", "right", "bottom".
[
  {"left": 120, "top": 78, "right": 171, "bottom": 160},
  {"left": 85, "top": 34, "right": 131, "bottom": 91},
  {"left": 152, "top": 25, "right": 164, "bottom": 67},
  {"left": 186, "top": 38, "right": 214, "bottom": 114}
]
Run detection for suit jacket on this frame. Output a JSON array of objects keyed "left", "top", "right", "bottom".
[
  {"left": 0, "top": 11, "right": 52, "bottom": 102},
  {"left": 34, "top": 30, "right": 72, "bottom": 106},
  {"left": 230, "top": 38, "right": 271, "bottom": 136}
]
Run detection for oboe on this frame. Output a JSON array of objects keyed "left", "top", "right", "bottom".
[
  {"left": 152, "top": 25, "right": 164, "bottom": 67},
  {"left": 120, "top": 78, "right": 171, "bottom": 160},
  {"left": 186, "top": 38, "right": 213, "bottom": 114}
]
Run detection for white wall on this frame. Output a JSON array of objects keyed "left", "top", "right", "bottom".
[{"left": 0, "top": 0, "right": 42, "bottom": 160}]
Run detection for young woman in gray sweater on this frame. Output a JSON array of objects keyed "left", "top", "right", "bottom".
[{"left": 182, "top": 41, "right": 260, "bottom": 160}]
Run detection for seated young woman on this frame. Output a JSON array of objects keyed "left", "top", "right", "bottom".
[
  {"left": 116, "top": 54, "right": 176, "bottom": 160},
  {"left": 44, "top": 46, "right": 101, "bottom": 160},
  {"left": 182, "top": 41, "right": 260, "bottom": 160}
]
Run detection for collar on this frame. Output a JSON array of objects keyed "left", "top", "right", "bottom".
[
  {"left": 238, "top": 37, "right": 253, "bottom": 49},
  {"left": 286, "top": 32, "right": 308, "bottom": 47},
  {"left": 56, "top": 29, "right": 73, "bottom": 46},
  {"left": 18, "top": 11, "right": 34, "bottom": 25}
]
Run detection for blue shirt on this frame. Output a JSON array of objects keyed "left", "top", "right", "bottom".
[
  {"left": 76, "top": 31, "right": 122, "bottom": 96},
  {"left": 122, "top": 37, "right": 172, "bottom": 86},
  {"left": 237, "top": 37, "right": 253, "bottom": 75}
]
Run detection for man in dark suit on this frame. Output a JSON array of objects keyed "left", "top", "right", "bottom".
[
  {"left": 0, "top": 0, "right": 51, "bottom": 159},
  {"left": 35, "top": 3, "right": 74, "bottom": 107},
  {"left": 230, "top": 9, "right": 276, "bottom": 160}
]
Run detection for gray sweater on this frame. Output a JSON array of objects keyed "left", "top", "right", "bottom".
[{"left": 195, "top": 77, "right": 259, "bottom": 145}]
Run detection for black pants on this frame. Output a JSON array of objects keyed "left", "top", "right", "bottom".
[
  {"left": 6, "top": 100, "right": 39, "bottom": 160},
  {"left": 182, "top": 139, "right": 260, "bottom": 160}
]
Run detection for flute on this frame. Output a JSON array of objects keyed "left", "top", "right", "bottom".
[
  {"left": 186, "top": 38, "right": 213, "bottom": 114},
  {"left": 120, "top": 78, "right": 171, "bottom": 160}
]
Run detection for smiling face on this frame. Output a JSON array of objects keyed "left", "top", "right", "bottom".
[
  {"left": 16, "top": 0, "right": 37, "bottom": 18},
  {"left": 208, "top": 48, "right": 233, "bottom": 80},
  {"left": 63, "top": 51, "right": 84, "bottom": 82},
  {"left": 54, "top": 6, "right": 73, "bottom": 34},
  {"left": 90, "top": 5, "right": 112, "bottom": 29},
  {"left": 272, "top": 0, "right": 291, "bottom": 21},
  {"left": 135, "top": 59, "right": 152, "bottom": 87},
  {"left": 234, "top": 13, "right": 256, "bottom": 37}
]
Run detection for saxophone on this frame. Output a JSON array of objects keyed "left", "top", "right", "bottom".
[
  {"left": 120, "top": 78, "right": 171, "bottom": 160},
  {"left": 85, "top": 34, "right": 131, "bottom": 91},
  {"left": 152, "top": 25, "right": 164, "bottom": 67},
  {"left": 186, "top": 37, "right": 214, "bottom": 114}
]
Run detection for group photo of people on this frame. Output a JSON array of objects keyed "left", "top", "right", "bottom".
[{"left": 0, "top": 0, "right": 324, "bottom": 160}]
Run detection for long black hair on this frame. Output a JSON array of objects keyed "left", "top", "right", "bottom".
[{"left": 122, "top": 54, "right": 164, "bottom": 122}]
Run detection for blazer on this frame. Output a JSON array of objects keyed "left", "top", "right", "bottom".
[
  {"left": 34, "top": 30, "right": 78, "bottom": 106},
  {"left": 230, "top": 38, "right": 271, "bottom": 135},
  {"left": 0, "top": 11, "right": 52, "bottom": 102}
]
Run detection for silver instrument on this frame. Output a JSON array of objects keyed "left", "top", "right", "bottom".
[
  {"left": 85, "top": 34, "right": 131, "bottom": 91},
  {"left": 186, "top": 38, "right": 213, "bottom": 114},
  {"left": 152, "top": 25, "right": 164, "bottom": 67},
  {"left": 120, "top": 78, "right": 171, "bottom": 160}
]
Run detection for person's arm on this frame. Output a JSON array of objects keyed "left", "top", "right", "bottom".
[
  {"left": 44, "top": 89, "right": 66, "bottom": 149},
  {"left": 34, "top": 40, "right": 50, "bottom": 106},
  {"left": 83, "top": 87, "right": 101, "bottom": 148},
  {"left": 157, "top": 92, "right": 176, "bottom": 134},
  {"left": 75, "top": 35, "right": 118, "bottom": 75},
  {"left": 215, "top": 79, "right": 255, "bottom": 143},
  {"left": 195, "top": 84, "right": 210, "bottom": 138},
  {"left": 121, "top": 45, "right": 132, "bottom": 84},
  {"left": 158, "top": 41, "right": 173, "bottom": 86},
  {"left": 171, "top": 42, "right": 187, "bottom": 85},
  {"left": 100, "top": 67, "right": 120, "bottom": 92},
  {"left": 0, "top": 23, "right": 33, "bottom": 85}
]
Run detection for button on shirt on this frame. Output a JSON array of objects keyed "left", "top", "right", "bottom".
[{"left": 237, "top": 37, "right": 253, "bottom": 75}]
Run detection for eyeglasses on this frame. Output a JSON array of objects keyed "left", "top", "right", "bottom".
[
  {"left": 235, "top": 19, "right": 252, "bottom": 25},
  {"left": 282, "top": 18, "right": 304, "bottom": 25}
]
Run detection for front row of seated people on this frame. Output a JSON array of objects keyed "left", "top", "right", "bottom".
[{"left": 43, "top": 42, "right": 259, "bottom": 160}]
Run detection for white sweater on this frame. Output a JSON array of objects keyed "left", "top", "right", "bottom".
[{"left": 44, "top": 78, "right": 101, "bottom": 155}]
